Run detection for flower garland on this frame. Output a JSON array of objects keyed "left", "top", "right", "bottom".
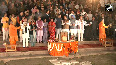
[{"left": 48, "top": 42, "right": 63, "bottom": 52}]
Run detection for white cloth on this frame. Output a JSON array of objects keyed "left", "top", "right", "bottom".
[
  {"left": 3, "top": 28, "right": 8, "bottom": 41},
  {"left": 21, "top": 22, "right": 30, "bottom": 47},
  {"left": 22, "top": 22, "right": 30, "bottom": 38},
  {"left": 62, "top": 20, "right": 70, "bottom": 25},
  {"left": 76, "top": 19, "right": 89, "bottom": 33},
  {"left": 56, "top": 28, "right": 61, "bottom": 40},
  {"left": 78, "top": 29, "right": 83, "bottom": 41},
  {"left": 20, "top": 30, "right": 22, "bottom": 42},
  {"left": 76, "top": 19, "right": 89, "bottom": 41},
  {"left": 22, "top": 34, "right": 29, "bottom": 47},
  {"left": 70, "top": 29, "right": 78, "bottom": 36}
]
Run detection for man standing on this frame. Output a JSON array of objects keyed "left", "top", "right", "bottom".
[
  {"left": 62, "top": 16, "right": 70, "bottom": 40},
  {"left": 21, "top": 18, "right": 30, "bottom": 47},
  {"left": 55, "top": 14, "right": 62, "bottom": 41},
  {"left": 36, "top": 17, "right": 44, "bottom": 43},
  {"left": 77, "top": 16, "right": 90, "bottom": 41},
  {"left": 91, "top": 17, "right": 97, "bottom": 40},
  {"left": 70, "top": 15, "right": 77, "bottom": 40},
  {"left": 43, "top": 19, "right": 48, "bottom": 43},
  {"left": 29, "top": 21, "right": 37, "bottom": 47},
  {"left": 20, "top": 16, "right": 26, "bottom": 42},
  {"left": 1, "top": 13, "right": 9, "bottom": 41}
]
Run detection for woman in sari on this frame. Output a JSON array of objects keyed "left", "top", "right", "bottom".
[{"left": 48, "top": 18, "right": 56, "bottom": 40}]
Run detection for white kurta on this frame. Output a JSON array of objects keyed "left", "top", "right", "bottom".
[
  {"left": 76, "top": 19, "right": 89, "bottom": 41},
  {"left": 21, "top": 22, "right": 30, "bottom": 47}
]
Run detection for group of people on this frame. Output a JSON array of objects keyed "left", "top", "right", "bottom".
[
  {"left": 0, "top": 0, "right": 115, "bottom": 48},
  {"left": 0, "top": 12, "right": 100, "bottom": 48}
]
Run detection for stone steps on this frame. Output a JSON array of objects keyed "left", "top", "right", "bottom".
[
  {"left": 1, "top": 51, "right": 116, "bottom": 64},
  {"left": 0, "top": 47, "right": 116, "bottom": 58},
  {"left": 78, "top": 41, "right": 100, "bottom": 44},
  {"left": 0, "top": 40, "right": 115, "bottom": 48},
  {"left": 0, "top": 41, "right": 101, "bottom": 48},
  {"left": 0, "top": 43, "right": 47, "bottom": 48}
]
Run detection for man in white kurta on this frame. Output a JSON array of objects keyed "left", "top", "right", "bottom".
[
  {"left": 77, "top": 16, "right": 90, "bottom": 41},
  {"left": 36, "top": 17, "right": 44, "bottom": 43},
  {"left": 21, "top": 21, "right": 30, "bottom": 47}
]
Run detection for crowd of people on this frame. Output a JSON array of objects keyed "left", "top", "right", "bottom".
[{"left": 0, "top": 0, "right": 116, "bottom": 47}]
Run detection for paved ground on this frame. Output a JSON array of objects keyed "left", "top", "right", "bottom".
[
  {"left": 0, "top": 49, "right": 116, "bottom": 65},
  {"left": 0, "top": 53, "right": 116, "bottom": 65}
]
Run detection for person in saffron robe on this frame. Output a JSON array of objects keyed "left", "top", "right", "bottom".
[
  {"left": 9, "top": 21, "right": 20, "bottom": 49},
  {"left": 99, "top": 19, "right": 109, "bottom": 42},
  {"left": 77, "top": 16, "right": 91, "bottom": 41},
  {"left": 48, "top": 18, "right": 56, "bottom": 40},
  {"left": 36, "top": 17, "right": 44, "bottom": 43}
]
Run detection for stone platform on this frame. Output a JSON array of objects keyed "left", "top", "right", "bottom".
[
  {"left": 0, "top": 40, "right": 115, "bottom": 57},
  {"left": 0, "top": 33, "right": 115, "bottom": 60},
  {"left": 0, "top": 40, "right": 115, "bottom": 64}
]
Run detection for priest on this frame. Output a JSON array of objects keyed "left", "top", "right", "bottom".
[
  {"left": 99, "top": 19, "right": 109, "bottom": 43},
  {"left": 9, "top": 21, "right": 20, "bottom": 49}
]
